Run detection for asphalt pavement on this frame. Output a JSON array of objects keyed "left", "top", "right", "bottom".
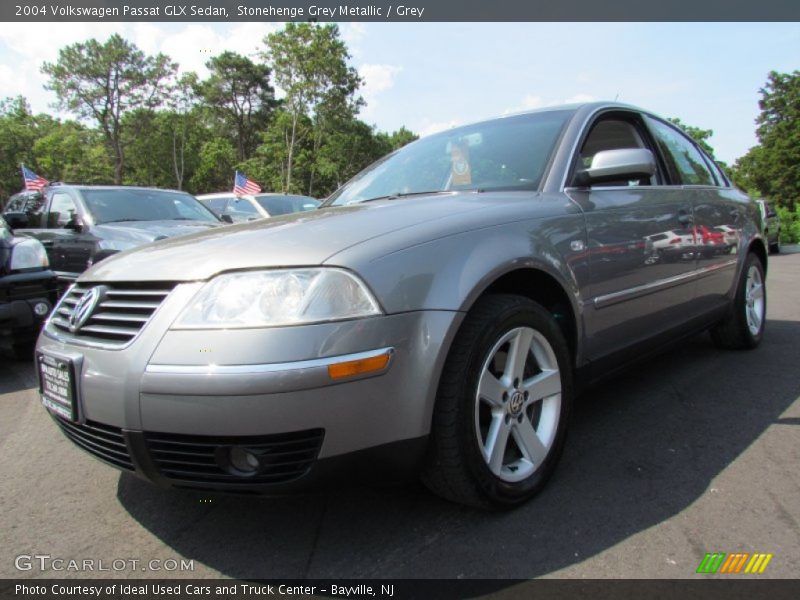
[{"left": 1, "top": 248, "right": 799, "bottom": 582}]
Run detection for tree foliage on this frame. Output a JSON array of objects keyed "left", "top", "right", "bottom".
[
  {"left": 42, "top": 34, "right": 176, "bottom": 184},
  {"left": 734, "top": 70, "right": 800, "bottom": 208},
  {"left": 196, "top": 52, "right": 276, "bottom": 162},
  {"left": 263, "top": 23, "right": 363, "bottom": 193},
  {"left": 0, "top": 28, "right": 417, "bottom": 206}
]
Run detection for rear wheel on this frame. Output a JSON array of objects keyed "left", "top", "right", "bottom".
[
  {"left": 769, "top": 234, "right": 780, "bottom": 254},
  {"left": 422, "top": 294, "right": 572, "bottom": 509},
  {"left": 710, "top": 253, "right": 766, "bottom": 349}
]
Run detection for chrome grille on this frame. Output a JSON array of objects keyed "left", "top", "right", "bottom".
[{"left": 49, "top": 282, "right": 175, "bottom": 346}]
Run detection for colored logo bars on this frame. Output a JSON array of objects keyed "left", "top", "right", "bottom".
[{"left": 696, "top": 552, "right": 773, "bottom": 574}]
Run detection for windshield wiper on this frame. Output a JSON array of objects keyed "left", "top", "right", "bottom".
[{"left": 361, "top": 190, "right": 451, "bottom": 203}]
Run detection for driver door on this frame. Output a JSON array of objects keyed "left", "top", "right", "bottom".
[{"left": 567, "top": 111, "right": 699, "bottom": 360}]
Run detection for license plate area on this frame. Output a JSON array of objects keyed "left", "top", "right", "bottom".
[{"left": 38, "top": 353, "right": 78, "bottom": 422}]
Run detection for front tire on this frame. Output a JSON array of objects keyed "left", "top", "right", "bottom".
[
  {"left": 422, "top": 295, "right": 573, "bottom": 509},
  {"left": 710, "top": 253, "right": 766, "bottom": 349}
]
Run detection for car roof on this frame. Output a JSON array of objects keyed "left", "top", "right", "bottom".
[
  {"left": 411, "top": 101, "right": 654, "bottom": 143},
  {"left": 48, "top": 184, "right": 188, "bottom": 194},
  {"left": 196, "top": 193, "right": 245, "bottom": 200}
]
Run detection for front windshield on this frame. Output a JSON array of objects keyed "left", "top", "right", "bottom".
[
  {"left": 81, "top": 189, "right": 220, "bottom": 224},
  {"left": 327, "top": 110, "right": 571, "bottom": 206}
]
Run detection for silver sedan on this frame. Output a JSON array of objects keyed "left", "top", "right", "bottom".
[{"left": 36, "top": 102, "right": 767, "bottom": 508}]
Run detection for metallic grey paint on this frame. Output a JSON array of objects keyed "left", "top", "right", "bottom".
[{"left": 36, "top": 102, "right": 766, "bottom": 488}]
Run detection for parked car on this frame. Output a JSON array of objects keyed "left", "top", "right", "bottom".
[
  {"left": 3, "top": 185, "right": 221, "bottom": 288},
  {"left": 755, "top": 199, "right": 781, "bottom": 253},
  {"left": 0, "top": 216, "right": 56, "bottom": 359},
  {"left": 36, "top": 102, "right": 767, "bottom": 508},
  {"left": 644, "top": 229, "right": 697, "bottom": 262},
  {"left": 197, "top": 192, "right": 320, "bottom": 223}
]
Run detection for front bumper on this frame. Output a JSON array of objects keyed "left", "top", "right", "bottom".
[
  {"left": 37, "top": 300, "right": 462, "bottom": 492},
  {"left": 0, "top": 271, "right": 56, "bottom": 339}
]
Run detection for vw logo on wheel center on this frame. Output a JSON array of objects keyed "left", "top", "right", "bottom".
[
  {"left": 509, "top": 390, "right": 525, "bottom": 415},
  {"left": 68, "top": 287, "right": 104, "bottom": 332}
]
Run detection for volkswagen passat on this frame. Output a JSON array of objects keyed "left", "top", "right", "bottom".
[{"left": 37, "top": 103, "right": 767, "bottom": 508}]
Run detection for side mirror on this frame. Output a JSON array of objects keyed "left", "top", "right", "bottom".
[
  {"left": 220, "top": 214, "right": 234, "bottom": 224},
  {"left": 64, "top": 214, "right": 83, "bottom": 232},
  {"left": 4, "top": 212, "right": 29, "bottom": 229},
  {"left": 574, "top": 148, "right": 656, "bottom": 187}
]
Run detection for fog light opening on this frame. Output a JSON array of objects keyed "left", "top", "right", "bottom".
[{"left": 228, "top": 446, "right": 260, "bottom": 475}]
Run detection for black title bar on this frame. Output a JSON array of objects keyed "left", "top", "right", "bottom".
[{"left": 4, "top": 0, "right": 800, "bottom": 22}]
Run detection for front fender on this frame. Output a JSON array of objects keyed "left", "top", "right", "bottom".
[{"left": 330, "top": 213, "right": 585, "bottom": 325}]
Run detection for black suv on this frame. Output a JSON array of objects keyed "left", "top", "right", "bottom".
[
  {"left": 0, "top": 216, "right": 56, "bottom": 358},
  {"left": 3, "top": 185, "right": 222, "bottom": 288}
]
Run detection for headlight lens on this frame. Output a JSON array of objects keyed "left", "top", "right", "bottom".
[
  {"left": 174, "top": 268, "right": 382, "bottom": 329},
  {"left": 9, "top": 238, "right": 49, "bottom": 270}
]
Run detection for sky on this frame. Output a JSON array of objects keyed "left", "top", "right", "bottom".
[{"left": 0, "top": 22, "right": 798, "bottom": 164}]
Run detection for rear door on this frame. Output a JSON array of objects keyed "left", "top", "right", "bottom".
[
  {"left": 644, "top": 116, "right": 744, "bottom": 312},
  {"left": 567, "top": 110, "right": 699, "bottom": 360}
]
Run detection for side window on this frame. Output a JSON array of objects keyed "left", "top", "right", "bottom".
[
  {"left": 578, "top": 117, "right": 655, "bottom": 186},
  {"left": 47, "top": 193, "right": 78, "bottom": 228},
  {"left": 645, "top": 117, "right": 716, "bottom": 186},
  {"left": 24, "top": 195, "right": 46, "bottom": 227}
]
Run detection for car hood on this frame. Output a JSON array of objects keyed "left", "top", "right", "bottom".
[
  {"left": 92, "top": 220, "right": 221, "bottom": 244},
  {"left": 82, "top": 192, "right": 537, "bottom": 282}
]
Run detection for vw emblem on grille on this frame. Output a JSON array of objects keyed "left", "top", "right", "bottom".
[{"left": 68, "top": 287, "right": 105, "bottom": 333}]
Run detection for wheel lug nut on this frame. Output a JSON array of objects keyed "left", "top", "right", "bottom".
[
  {"left": 505, "top": 414, "right": 511, "bottom": 424},
  {"left": 502, "top": 392, "right": 508, "bottom": 402},
  {"left": 517, "top": 415, "right": 523, "bottom": 423},
  {"left": 514, "top": 378, "right": 520, "bottom": 388}
]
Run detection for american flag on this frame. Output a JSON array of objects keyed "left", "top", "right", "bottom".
[
  {"left": 21, "top": 165, "right": 49, "bottom": 191},
  {"left": 233, "top": 171, "right": 261, "bottom": 196}
]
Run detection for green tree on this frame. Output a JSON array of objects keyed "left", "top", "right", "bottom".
[
  {"left": 744, "top": 70, "right": 800, "bottom": 208},
  {"left": 196, "top": 52, "right": 276, "bottom": 163},
  {"left": 0, "top": 97, "right": 40, "bottom": 199},
  {"left": 33, "top": 120, "right": 112, "bottom": 184},
  {"left": 42, "top": 34, "right": 176, "bottom": 184},
  {"left": 263, "top": 23, "right": 362, "bottom": 193},
  {"left": 190, "top": 137, "right": 237, "bottom": 193}
]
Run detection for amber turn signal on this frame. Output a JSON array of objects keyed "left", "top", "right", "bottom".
[{"left": 327, "top": 352, "right": 392, "bottom": 380}]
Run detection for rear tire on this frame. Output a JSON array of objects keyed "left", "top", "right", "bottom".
[
  {"left": 769, "top": 236, "right": 780, "bottom": 254},
  {"left": 710, "top": 253, "right": 766, "bottom": 350},
  {"left": 422, "top": 294, "right": 573, "bottom": 509}
]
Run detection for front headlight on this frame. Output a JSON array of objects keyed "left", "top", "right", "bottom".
[
  {"left": 9, "top": 238, "right": 49, "bottom": 270},
  {"left": 174, "top": 268, "right": 382, "bottom": 329}
]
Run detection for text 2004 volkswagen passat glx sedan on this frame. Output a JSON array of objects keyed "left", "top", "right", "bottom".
[{"left": 37, "top": 103, "right": 767, "bottom": 508}]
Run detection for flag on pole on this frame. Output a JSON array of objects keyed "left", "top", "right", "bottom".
[
  {"left": 233, "top": 171, "right": 262, "bottom": 196},
  {"left": 21, "top": 165, "right": 49, "bottom": 192}
]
